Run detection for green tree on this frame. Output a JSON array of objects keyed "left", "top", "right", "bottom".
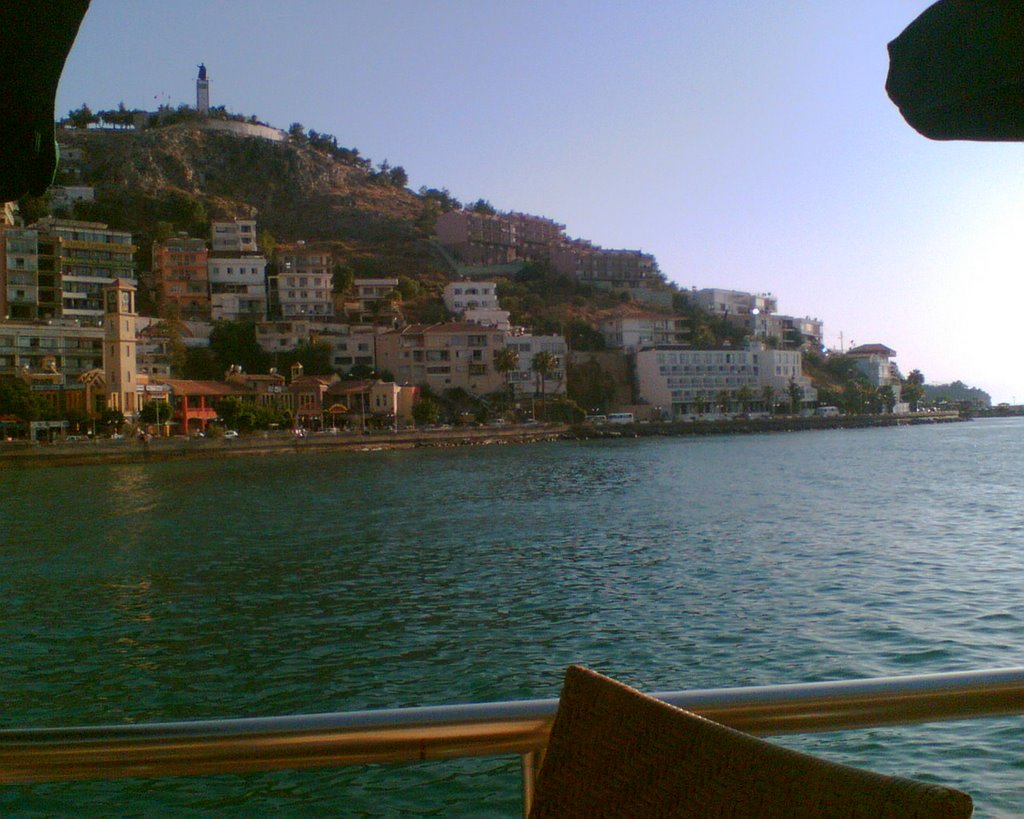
[
  {"left": 531, "top": 351, "right": 558, "bottom": 420},
  {"left": 565, "top": 319, "right": 606, "bottom": 352},
  {"left": 878, "top": 385, "right": 897, "bottom": 414},
  {"left": 99, "top": 408, "right": 125, "bottom": 432},
  {"left": 469, "top": 198, "right": 496, "bottom": 215},
  {"left": 66, "top": 103, "right": 96, "bottom": 128},
  {"left": 388, "top": 166, "right": 408, "bottom": 187},
  {"left": 412, "top": 397, "right": 440, "bottom": 426},
  {"left": 209, "top": 320, "right": 270, "bottom": 375},
  {"left": 139, "top": 400, "right": 173, "bottom": 426},
  {"left": 259, "top": 230, "right": 276, "bottom": 258},
  {"left": 0, "top": 379, "right": 44, "bottom": 421},
  {"left": 761, "top": 385, "right": 777, "bottom": 416},
  {"left": 735, "top": 385, "right": 754, "bottom": 413},
  {"left": 494, "top": 346, "right": 520, "bottom": 406},
  {"left": 183, "top": 347, "right": 220, "bottom": 380},
  {"left": 332, "top": 264, "right": 354, "bottom": 294},
  {"left": 568, "top": 357, "right": 616, "bottom": 413},
  {"left": 279, "top": 341, "right": 333, "bottom": 377},
  {"left": 543, "top": 397, "right": 586, "bottom": 424},
  {"left": 716, "top": 389, "right": 733, "bottom": 414},
  {"left": 788, "top": 378, "right": 804, "bottom": 414},
  {"left": 903, "top": 369, "right": 925, "bottom": 412},
  {"left": 396, "top": 276, "right": 421, "bottom": 300}
]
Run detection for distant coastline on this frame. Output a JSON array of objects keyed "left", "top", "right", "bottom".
[{"left": 0, "top": 412, "right": 966, "bottom": 470}]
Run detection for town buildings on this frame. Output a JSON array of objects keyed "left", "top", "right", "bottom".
[
  {"left": 634, "top": 342, "right": 817, "bottom": 419},
  {"left": 208, "top": 256, "right": 268, "bottom": 320},
  {"left": 1, "top": 219, "right": 135, "bottom": 323},
  {"left": 691, "top": 287, "right": 824, "bottom": 350},
  {"left": 435, "top": 209, "right": 667, "bottom": 299},
  {"left": 599, "top": 309, "right": 690, "bottom": 353},
  {"left": 270, "top": 242, "right": 334, "bottom": 320},
  {"left": 442, "top": 280, "right": 511, "bottom": 328},
  {"left": 152, "top": 235, "right": 209, "bottom": 318},
  {"left": 255, "top": 320, "right": 378, "bottom": 375},
  {"left": 375, "top": 323, "right": 508, "bottom": 395},
  {"left": 210, "top": 218, "right": 258, "bottom": 254},
  {"left": 0, "top": 320, "right": 104, "bottom": 377},
  {"left": 502, "top": 332, "right": 567, "bottom": 397},
  {"left": 846, "top": 343, "right": 905, "bottom": 410}
]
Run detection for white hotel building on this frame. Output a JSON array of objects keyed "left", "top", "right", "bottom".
[{"left": 635, "top": 342, "right": 816, "bottom": 418}]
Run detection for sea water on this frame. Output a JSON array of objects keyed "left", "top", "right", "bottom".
[{"left": 1, "top": 419, "right": 1022, "bottom": 815}]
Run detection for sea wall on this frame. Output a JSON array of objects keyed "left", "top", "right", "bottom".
[
  {"left": 569, "top": 411, "right": 964, "bottom": 440},
  {"left": 0, "top": 426, "right": 568, "bottom": 470}
]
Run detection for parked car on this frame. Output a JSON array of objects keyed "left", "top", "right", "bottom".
[{"left": 224, "top": 430, "right": 239, "bottom": 439}]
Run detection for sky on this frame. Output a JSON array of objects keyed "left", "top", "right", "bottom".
[{"left": 56, "top": 1, "right": 1024, "bottom": 403}]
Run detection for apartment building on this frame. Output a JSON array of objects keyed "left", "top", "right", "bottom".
[
  {"left": 442, "top": 280, "right": 510, "bottom": 328},
  {"left": 434, "top": 210, "right": 567, "bottom": 266},
  {"left": 442, "top": 280, "right": 500, "bottom": 312},
  {"left": 271, "top": 242, "right": 334, "bottom": 319},
  {"left": 208, "top": 256, "right": 268, "bottom": 320},
  {"left": 152, "top": 235, "right": 209, "bottom": 318},
  {"left": 336, "top": 277, "right": 400, "bottom": 325},
  {"left": 635, "top": 342, "right": 816, "bottom": 418},
  {"left": 847, "top": 344, "right": 903, "bottom": 402},
  {"left": 6, "top": 219, "right": 136, "bottom": 323},
  {"left": 255, "top": 319, "right": 378, "bottom": 375},
  {"left": 778, "top": 315, "right": 825, "bottom": 351},
  {"left": 502, "top": 332, "right": 568, "bottom": 397},
  {"left": 598, "top": 309, "right": 689, "bottom": 352},
  {"left": 1, "top": 227, "right": 60, "bottom": 320},
  {"left": 375, "top": 323, "right": 507, "bottom": 394},
  {"left": 210, "top": 219, "right": 258, "bottom": 254},
  {"left": 135, "top": 317, "right": 212, "bottom": 380},
  {"left": 575, "top": 249, "right": 659, "bottom": 289},
  {"left": 0, "top": 319, "right": 104, "bottom": 376}
]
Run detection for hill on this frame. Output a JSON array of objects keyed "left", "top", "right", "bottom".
[{"left": 53, "top": 123, "right": 445, "bottom": 280}]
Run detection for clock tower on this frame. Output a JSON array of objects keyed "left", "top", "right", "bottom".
[{"left": 103, "top": 279, "right": 138, "bottom": 418}]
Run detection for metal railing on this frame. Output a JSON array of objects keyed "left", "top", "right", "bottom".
[{"left": 2, "top": 667, "right": 1022, "bottom": 815}]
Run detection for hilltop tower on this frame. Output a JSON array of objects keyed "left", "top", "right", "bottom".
[
  {"left": 103, "top": 279, "right": 138, "bottom": 418},
  {"left": 196, "top": 63, "right": 210, "bottom": 114}
]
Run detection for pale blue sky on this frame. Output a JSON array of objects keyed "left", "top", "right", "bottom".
[{"left": 57, "top": 1, "right": 1024, "bottom": 402}]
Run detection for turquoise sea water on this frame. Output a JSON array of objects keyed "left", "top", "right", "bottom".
[{"left": 1, "top": 419, "right": 1023, "bottom": 816}]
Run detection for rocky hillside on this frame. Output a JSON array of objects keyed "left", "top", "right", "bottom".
[{"left": 55, "top": 124, "right": 442, "bottom": 277}]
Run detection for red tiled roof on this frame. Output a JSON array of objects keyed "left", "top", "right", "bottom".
[
  {"left": 327, "top": 380, "right": 373, "bottom": 395},
  {"left": 161, "top": 379, "right": 244, "bottom": 397}
]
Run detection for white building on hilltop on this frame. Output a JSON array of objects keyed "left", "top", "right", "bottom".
[{"left": 442, "top": 280, "right": 510, "bottom": 329}]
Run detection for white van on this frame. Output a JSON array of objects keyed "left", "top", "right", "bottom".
[{"left": 815, "top": 406, "right": 841, "bottom": 417}]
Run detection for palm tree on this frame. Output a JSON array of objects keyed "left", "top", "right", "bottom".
[
  {"left": 715, "top": 389, "right": 732, "bottom": 416},
  {"left": 788, "top": 377, "right": 804, "bottom": 414},
  {"left": 761, "top": 385, "right": 777, "bottom": 416},
  {"left": 494, "top": 346, "right": 520, "bottom": 409},
  {"left": 531, "top": 351, "right": 557, "bottom": 420},
  {"left": 735, "top": 385, "right": 754, "bottom": 414}
]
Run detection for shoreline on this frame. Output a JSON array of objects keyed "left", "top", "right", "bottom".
[{"left": 0, "top": 412, "right": 966, "bottom": 470}]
